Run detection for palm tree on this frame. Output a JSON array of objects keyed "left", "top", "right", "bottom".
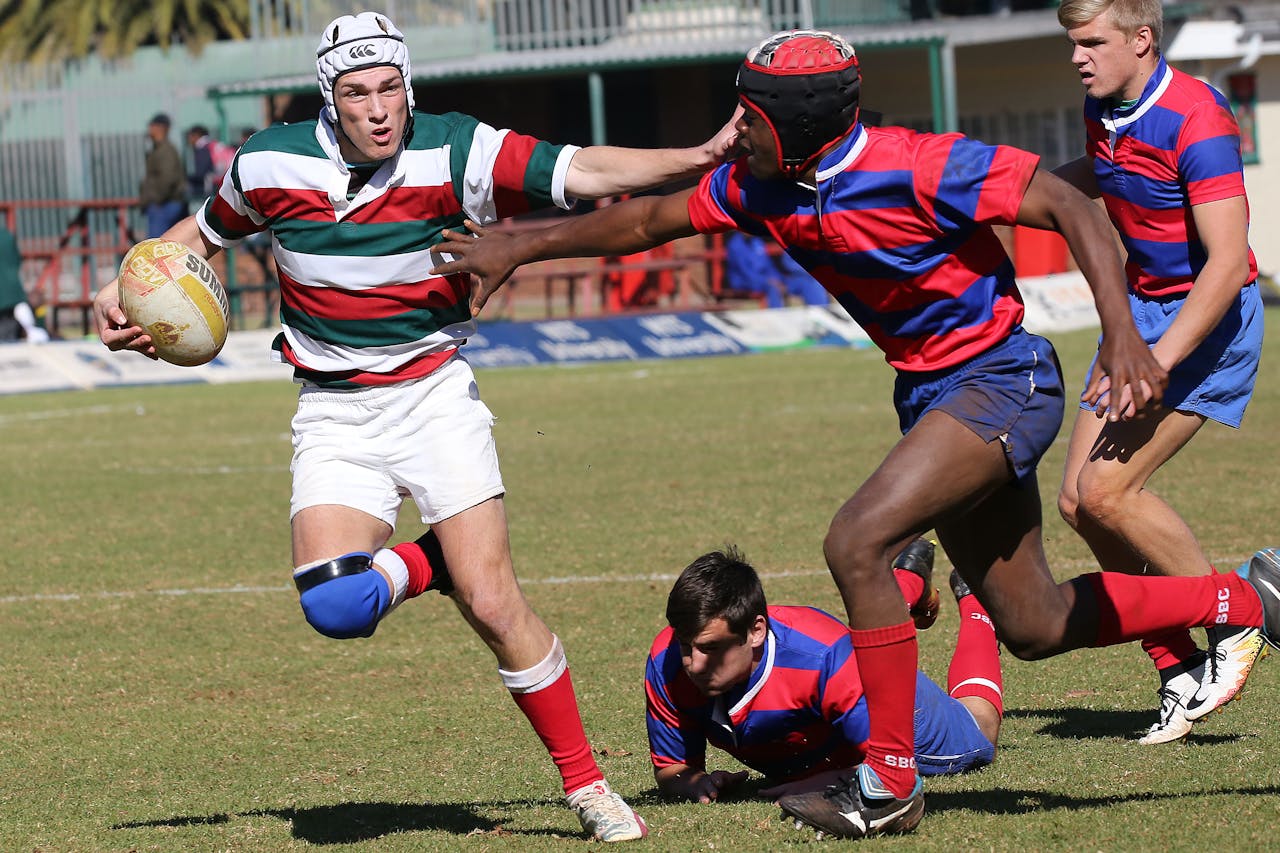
[{"left": 0, "top": 0, "right": 250, "bottom": 64}]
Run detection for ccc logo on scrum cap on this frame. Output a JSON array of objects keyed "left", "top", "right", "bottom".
[{"left": 349, "top": 43, "right": 378, "bottom": 59}]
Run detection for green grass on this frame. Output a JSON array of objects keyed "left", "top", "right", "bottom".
[{"left": 2, "top": 318, "right": 1278, "bottom": 851}]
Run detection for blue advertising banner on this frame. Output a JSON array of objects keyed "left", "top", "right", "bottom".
[{"left": 462, "top": 312, "right": 748, "bottom": 367}]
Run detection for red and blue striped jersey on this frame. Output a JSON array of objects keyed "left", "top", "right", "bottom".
[
  {"left": 197, "top": 111, "right": 577, "bottom": 387},
  {"left": 1083, "top": 58, "right": 1256, "bottom": 297},
  {"left": 687, "top": 125, "right": 1039, "bottom": 371},
  {"left": 645, "top": 605, "right": 869, "bottom": 781}
]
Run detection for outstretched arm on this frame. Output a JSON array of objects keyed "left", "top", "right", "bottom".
[
  {"left": 563, "top": 107, "right": 742, "bottom": 199},
  {"left": 1015, "top": 168, "right": 1167, "bottom": 419},
  {"left": 433, "top": 187, "right": 702, "bottom": 316}
]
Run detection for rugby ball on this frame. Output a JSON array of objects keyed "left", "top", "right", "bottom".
[{"left": 118, "top": 238, "right": 230, "bottom": 366}]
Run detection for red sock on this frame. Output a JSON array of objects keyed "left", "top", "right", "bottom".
[
  {"left": 947, "top": 596, "right": 1003, "bottom": 717},
  {"left": 849, "top": 620, "right": 918, "bottom": 798},
  {"left": 894, "top": 568, "right": 925, "bottom": 609},
  {"left": 1083, "top": 571, "right": 1263, "bottom": 647},
  {"left": 390, "top": 529, "right": 443, "bottom": 598},
  {"left": 503, "top": 638, "right": 602, "bottom": 796},
  {"left": 1140, "top": 630, "right": 1202, "bottom": 671}
]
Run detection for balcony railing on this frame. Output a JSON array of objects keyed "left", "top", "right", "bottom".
[{"left": 248, "top": 0, "right": 925, "bottom": 48}]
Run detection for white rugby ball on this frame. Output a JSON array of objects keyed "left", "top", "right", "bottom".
[{"left": 118, "top": 238, "right": 230, "bottom": 366}]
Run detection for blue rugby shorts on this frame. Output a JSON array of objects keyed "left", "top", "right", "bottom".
[
  {"left": 894, "top": 328, "right": 1065, "bottom": 480},
  {"left": 1080, "top": 282, "right": 1263, "bottom": 428},
  {"left": 913, "top": 671, "right": 996, "bottom": 776}
]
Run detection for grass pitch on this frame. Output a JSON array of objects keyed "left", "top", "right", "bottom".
[{"left": 1, "top": 318, "right": 1278, "bottom": 852}]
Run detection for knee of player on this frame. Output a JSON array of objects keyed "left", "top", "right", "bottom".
[
  {"left": 976, "top": 720, "right": 1002, "bottom": 757},
  {"left": 1073, "top": 478, "right": 1126, "bottom": 526},
  {"left": 294, "top": 552, "right": 391, "bottom": 640},
  {"left": 1000, "top": 632, "right": 1059, "bottom": 662},
  {"left": 452, "top": 582, "right": 531, "bottom": 644},
  {"left": 953, "top": 696, "right": 1002, "bottom": 762},
  {"left": 1056, "top": 487, "right": 1081, "bottom": 528},
  {"left": 823, "top": 523, "right": 887, "bottom": 583}
]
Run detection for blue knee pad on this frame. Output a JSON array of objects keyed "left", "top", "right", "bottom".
[{"left": 295, "top": 552, "right": 392, "bottom": 639}]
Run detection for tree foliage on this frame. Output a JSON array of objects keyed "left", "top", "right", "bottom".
[{"left": 0, "top": 0, "right": 250, "bottom": 64}]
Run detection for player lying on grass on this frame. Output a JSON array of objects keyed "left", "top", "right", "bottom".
[
  {"left": 432, "top": 28, "right": 1280, "bottom": 840},
  {"left": 646, "top": 543, "right": 1002, "bottom": 816}
]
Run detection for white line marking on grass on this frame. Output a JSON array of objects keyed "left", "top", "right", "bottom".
[
  {"left": 0, "top": 585, "right": 292, "bottom": 604},
  {"left": 0, "top": 570, "right": 827, "bottom": 605},
  {"left": 532, "top": 568, "right": 830, "bottom": 586},
  {"left": 0, "top": 558, "right": 1119, "bottom": 606},
  {"left": 0, "top": 404, "right": 142, "bottom": 426}
]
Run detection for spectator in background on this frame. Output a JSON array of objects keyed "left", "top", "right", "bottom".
[
  {"left": 724, "top": 231, "right": 828, "bottom": 308},
  {"left": 186, "top": 125, "right": 237, "bottom": 203},
  {"left": 186, "top": 125, "right": 216, "bottom": 202},
  {"left": 0, "top": 225, "right": 49, "bottom": 343},
  {"left": 140, "top": 113, "right": 186, "bottom": 238}
]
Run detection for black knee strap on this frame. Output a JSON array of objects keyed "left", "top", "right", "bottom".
[
  {"left": 294, "top": 552, "right": 373, "bottom": 594},
  {"left": 416, "top": 529, "right": 445, "bottom": 569},
  {"left": 415, "top": 528, "right": 453, "bottom": 595}
]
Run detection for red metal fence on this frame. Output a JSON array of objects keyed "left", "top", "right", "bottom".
[
  {"left": 1, "top": 198, "right": 767, "bottom": 338},
  {"left": 2, "top": 199, "right": 139, "bottom": 337}
]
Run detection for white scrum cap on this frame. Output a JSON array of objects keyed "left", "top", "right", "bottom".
[{"left": 316, "top": 11, "right": 415, "bottom": 122}]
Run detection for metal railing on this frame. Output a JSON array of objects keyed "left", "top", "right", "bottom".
[
  {"left": 0, "top": 199, "right": 138, "bottom": 337},
  {"left": 0, "top": 199, "right": 282, "bottom": 337},
  {"left": 247, "top": 0, "right": 922, "bottom": 45},
  {"left": 250, "top": 0, "right": 479, "bottom": 39}
]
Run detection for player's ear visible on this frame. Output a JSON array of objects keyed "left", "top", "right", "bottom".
[
  {"left": 1133, "top": 25, "right": 1154, "bottom": 56},
  {"left": 748, "top": 614, "right": 768, "bottom": 649}
]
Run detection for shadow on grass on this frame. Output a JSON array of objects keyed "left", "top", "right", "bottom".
[
  {"left": 111, "top": 780, "right": 1280, "bottom": 842},
  {"left": 113, "top": 798, "right": 573, "bottom": 843},
  {"left": 1005, "top": 706, "right": 1245, "bottom": 744},
  {"left": 633, "top": 779, "right": 1280, "bottom": 820},
  {"left": 925, "top": 783, "right": 1280, "bottom": 817}
]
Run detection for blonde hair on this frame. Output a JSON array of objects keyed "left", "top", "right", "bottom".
[{"left": 1058, "top": 0, "right": 1163, "bottom": 47}]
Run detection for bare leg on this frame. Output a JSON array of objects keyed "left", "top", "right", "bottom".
[
  {"left": 431, "top": 497, "right": 553, "bottom": 670},
  {"left": 824, "top": 410, "right": 1017, "bottom": 796},
  {"left": 958, "top": 697, "right": 1001, "bottom": 749},
  {"left": 1059, "top": 406, "right": 1210, "bottom": 577},
  {"left": 1059, "top": 406, "right": 1221, "bottom": 741}
]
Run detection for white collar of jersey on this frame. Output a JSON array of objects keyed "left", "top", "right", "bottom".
[
  {"left": 726, "top": 627, "right": 777, "bottom": 718},
  {"left": 815, "top": 123, "right": 867, "bottom": 184},
  {"left": 1101, "top": 60, "right": 1172, "bottom": 134},
  {"left": 314, "top": 112, "right": 408, "bottom": 213}
]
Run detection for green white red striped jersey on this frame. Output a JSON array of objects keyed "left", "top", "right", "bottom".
[{"left": 197, "top": 111, "right": 578, "bottom": 387}]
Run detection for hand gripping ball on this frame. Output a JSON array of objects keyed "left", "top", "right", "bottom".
[{"left": 117, "top": 238, "right": 231, "bottom": 366}]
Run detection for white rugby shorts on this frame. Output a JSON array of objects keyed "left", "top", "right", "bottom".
[{"left": 290, "top": 355, "right": 504, "bottom": 525}]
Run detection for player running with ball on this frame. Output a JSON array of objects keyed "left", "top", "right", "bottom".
[
  {"left": 434, "top": 29, "right": 1280, "bottom": 839},
  {"left": 93, "top": 11, "right": 739, "bottom": 842}
]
